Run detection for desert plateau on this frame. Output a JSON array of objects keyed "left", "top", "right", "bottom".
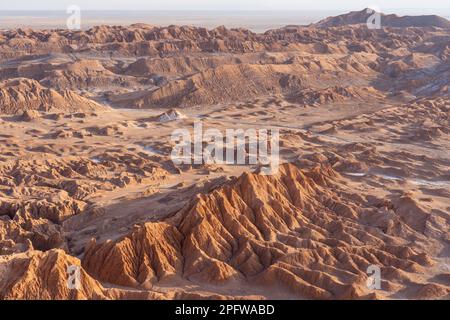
[{"left": 0, "top": 8, "right": 449, "bottom": 300}]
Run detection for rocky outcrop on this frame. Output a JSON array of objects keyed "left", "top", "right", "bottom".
[
  {"left": 116, "top": 64, "right": 306, "bottom": 108},
  {"left": 0, "top": 249, "right": 107, "bottom": 299},
  {"left": 0, "top": 155, "right": 169, "bottom": 255},
  {"left": 83, "top": 163, "right": 436, "bottom": 299},
  {"left": 287, "top": 86, "right": 383, "bottom": 106},
  {"left": 19, "top": 110, "right": 40, "bottom": 122},
  {"left": 0, "top": 78, "right": 106, "bottom": 114},
  {"left": 315, "top": 8, "right": 450, "bottom": 29}
]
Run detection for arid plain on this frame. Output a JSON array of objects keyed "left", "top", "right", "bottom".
[{"left": 0, "top": 9, "right": 449, "bottom": 300}]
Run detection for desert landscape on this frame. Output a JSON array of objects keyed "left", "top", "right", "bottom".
[{"left": 0, "top": 8, "right": 449, "bottom": 300}]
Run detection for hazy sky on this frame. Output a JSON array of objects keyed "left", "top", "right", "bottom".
[{"left": 2, "top": 0, "right": 450, "bottom": 11}]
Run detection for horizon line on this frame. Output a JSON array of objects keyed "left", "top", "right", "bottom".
[{"left": 1, "top": 8, "right": 450, "bottom": 11}]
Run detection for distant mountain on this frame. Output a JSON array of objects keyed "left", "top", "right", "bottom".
[{"left": 314, "top": 8, "right": 450, "bottom": 28}]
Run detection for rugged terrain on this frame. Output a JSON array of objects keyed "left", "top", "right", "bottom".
[{"left": 0, "top": 9, "right": 449, "bottom": 300}]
